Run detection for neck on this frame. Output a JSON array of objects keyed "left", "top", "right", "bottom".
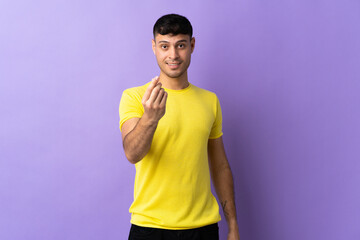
[{"left": 158, "top": 72, "right": 189, "bottom": 90}]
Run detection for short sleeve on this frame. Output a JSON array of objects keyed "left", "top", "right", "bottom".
[
  {"left": 119, "top": 89, "right": 144, "bottom": 132},
  {"left": 209, "top": 96, "right": 223, "bottom": 139}
]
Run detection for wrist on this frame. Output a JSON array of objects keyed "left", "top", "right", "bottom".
[
  {"left": 228, "top": 219, "right": 239, "bottom": 231},
  {"left": 140, "top": 114, "right": 159, "bottom": 127}
]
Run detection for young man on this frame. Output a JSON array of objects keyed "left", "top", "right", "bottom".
[{"left": 119, "top": 14, "right": 240, "bottom": 240}]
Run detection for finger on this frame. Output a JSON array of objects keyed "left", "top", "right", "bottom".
[
  {"left": 154, "top": 88, "right": 165, "bottom": 104},
  {"left": 160, "top": 91, "right": 167, "bottom": 107},
  {"left": 151, "top": 76, "right": 160, "bottom": 84},
  {"left": 142, "top": 76, "right": 159, "bottom": 101},
  {"left": 143, "top": 76, "right": 159, "bottom": 100},
  {"left": 148, "top": 83, "right": 162, "bottom": 103}
]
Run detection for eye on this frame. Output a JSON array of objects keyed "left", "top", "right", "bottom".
[
  {"left": 161, "top": 45, "right": 168, "bottom": 49},
  {"left": 178, "top": 44, "right": 185, "bottom": 48}
]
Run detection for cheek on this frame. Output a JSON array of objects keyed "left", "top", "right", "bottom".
[
  {"left": 182, "top": 52, "right": 191, "bottom": 61},
  {"left": 155, "top": 52, "right": 166, "bottom": 61}
]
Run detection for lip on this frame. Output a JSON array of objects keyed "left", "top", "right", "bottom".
[{"left": 166, "top": 62, "right": 181, "bottom": 69}]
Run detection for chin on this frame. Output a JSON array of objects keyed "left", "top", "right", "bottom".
[{"left": 167, "top": 72, "right": 185, "bottom": 79}]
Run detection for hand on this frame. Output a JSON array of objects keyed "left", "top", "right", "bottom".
[{"left": 141, "top": 76, "right": 167, "bottom": 124}]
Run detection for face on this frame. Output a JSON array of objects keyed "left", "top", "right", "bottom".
[{"left": 152, "top": 34, "right": 195, "bottom": 79}]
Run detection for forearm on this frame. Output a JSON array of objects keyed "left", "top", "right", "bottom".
[
  {"left": 123, "top": 116, "right": 158, "bottom": 164},
  {"left": 211, "top": 164, "right": 239, "bottom": 231}
]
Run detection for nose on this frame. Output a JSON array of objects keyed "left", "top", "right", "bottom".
[{"left": 169, "top": 46, "right": 179, "bottom": 59}]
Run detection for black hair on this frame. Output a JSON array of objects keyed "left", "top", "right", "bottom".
[{"left": 153, "top": 14, "right": 193, "bottom": 39}]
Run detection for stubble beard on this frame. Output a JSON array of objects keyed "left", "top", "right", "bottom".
[{"left": 159, "top": 59, "right": 191, "bottom": 79}]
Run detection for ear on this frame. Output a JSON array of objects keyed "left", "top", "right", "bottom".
[
  {"left": 152, "top": 39, "right": 156, "bottom": 54},
  {"left": 190, "top": 37, "right": 195, "bottom": 53}
]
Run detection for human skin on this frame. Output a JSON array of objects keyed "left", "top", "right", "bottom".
[
  {"left": 121, "top": 33, "right": 240, "bottom": 239},
  {"left": 208, "top": 137, "right": 241, "bottom": 240},
  {"left": 151, "top": 33, "right": 195, "bottom": 89},
  {"left": 122, "top": 33, "right": 194, "bottom": 163},
  {"left": 121, "top": 76, "right": 167, "bottom": 164}
]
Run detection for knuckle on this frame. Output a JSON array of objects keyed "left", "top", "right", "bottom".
[{"left": 145, "top": 102, "right": 152, "bottom": 108}]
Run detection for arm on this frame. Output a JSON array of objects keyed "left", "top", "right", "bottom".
[
  {"left": 121, "top": 77, "right": 167, "bottom": 164},
  {"left": 208, "top": 136, "right": 240, "bottom": 240}
]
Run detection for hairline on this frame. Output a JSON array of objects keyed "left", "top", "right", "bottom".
[{"left": 153, "top": 33, "right": 193, "bottom": 43}]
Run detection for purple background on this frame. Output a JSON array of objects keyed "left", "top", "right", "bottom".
[{"left": 1, "top": 0, "right": 359, "bottom": 239}]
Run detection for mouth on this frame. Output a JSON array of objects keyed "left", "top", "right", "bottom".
[{"left": 166, "top": 62, "right": 181, "bottom": 69}]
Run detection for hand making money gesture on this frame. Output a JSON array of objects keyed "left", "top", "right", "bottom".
[{"left": 141, "top": 76, "right": 168, "bottom": 124}]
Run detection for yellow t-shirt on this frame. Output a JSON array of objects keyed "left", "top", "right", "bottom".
[{"left": 119, "top": 82, "right": 223, "bottom": 230}]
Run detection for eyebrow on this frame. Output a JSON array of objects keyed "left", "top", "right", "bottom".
[{"left": 158, "top": 39, "right": 188, "bottom": 44}]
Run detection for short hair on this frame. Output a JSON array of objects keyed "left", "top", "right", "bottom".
[{"left": 153, "top": 14, "right": 193, "bottom": 39}]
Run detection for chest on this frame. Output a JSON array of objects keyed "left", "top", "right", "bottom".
[{"left": 156, "top": 94, "right": 215, "bottom": 140}]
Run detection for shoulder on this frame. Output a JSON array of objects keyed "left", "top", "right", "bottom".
[
  {"left": 191, "top": 84, "right": 219, "bottom": 100},
  {"left": 122, "top": 82, "right": 150, "bottom": 99}
]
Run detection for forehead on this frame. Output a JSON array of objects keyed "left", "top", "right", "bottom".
[{"left": 154, "top": 34, "right": 191, "bottom": 43}]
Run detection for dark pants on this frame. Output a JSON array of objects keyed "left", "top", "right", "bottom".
[{"left": 128, "top": 223, "right": 219, "bottom": 240}]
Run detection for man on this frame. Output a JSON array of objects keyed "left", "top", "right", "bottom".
[{"left": 119, "top": 14, "right": 240, "bottom": 240}]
